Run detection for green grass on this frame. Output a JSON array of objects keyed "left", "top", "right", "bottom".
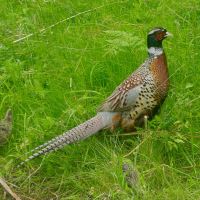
[{"left": 0, "top": 0, "right": 200, "bottom": 199}]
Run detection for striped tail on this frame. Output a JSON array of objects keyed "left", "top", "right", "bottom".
[{"left": 18, "top": 112, "right": 116, "bottom": 167}]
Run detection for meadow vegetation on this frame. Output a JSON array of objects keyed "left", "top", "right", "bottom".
[{"left": 0, "top": 0, "right": 200, "bottom": 199}]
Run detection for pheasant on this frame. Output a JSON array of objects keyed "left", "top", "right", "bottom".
[
  {"left": 19, "top": 27, "right": 171, "bottom": 166},
  {"left": 0, "top": 109, "right": 13, "bottom": 145}
]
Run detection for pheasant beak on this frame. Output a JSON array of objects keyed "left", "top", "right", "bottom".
[{"left": 165, "top": 31, "right": 173, "bottom": 37}]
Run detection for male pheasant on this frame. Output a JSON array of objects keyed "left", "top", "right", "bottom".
[{"left": 19, "top": 27, "right": 171, "bottom": 166}]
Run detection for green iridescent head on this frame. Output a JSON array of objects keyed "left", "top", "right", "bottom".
[{"left": 147, "top": 27, "right": 172, "bottom": 48}]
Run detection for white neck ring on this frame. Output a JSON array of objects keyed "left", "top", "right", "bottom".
[{"left": 148, "top": 47, "right": 163, "bottom": 57}]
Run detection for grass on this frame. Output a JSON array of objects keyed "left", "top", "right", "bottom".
[{"left": 0, "top": 0, "right": 200, "bottom": 199}]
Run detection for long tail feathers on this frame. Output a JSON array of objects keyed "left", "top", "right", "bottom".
[{"left": 18, "top": 112, "right": 115, "bottom": 167}]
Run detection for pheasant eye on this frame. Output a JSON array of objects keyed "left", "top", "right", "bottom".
[{"left": 155, "top": 32, "right": 165, "bottom": 41}]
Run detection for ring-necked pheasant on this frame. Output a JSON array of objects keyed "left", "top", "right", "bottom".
[{"left": 19, "top": 27, "right": 172, "bottom": 166}]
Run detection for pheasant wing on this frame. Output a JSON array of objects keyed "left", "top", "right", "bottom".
[{"left": 98, "top": 63, "right": 148, "bottom": 112}]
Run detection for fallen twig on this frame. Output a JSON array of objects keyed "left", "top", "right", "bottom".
[
  {"left": 123, "top": 133, "right": 151, "bottom": 157},
  {"left": 0, "top": 177, "right": 21, "bottom": 200},
  {"left": 13, "top": 1, "right": 122, "bottom": 44},
  {"left": 119, "top": 132, "right": 141, "bottom": 136}
]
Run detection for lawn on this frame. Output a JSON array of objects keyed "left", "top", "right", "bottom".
[{"left": 0, "top": 0, "right": 200, "bottom": 199}]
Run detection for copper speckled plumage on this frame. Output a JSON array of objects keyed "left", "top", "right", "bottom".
[
  {"left": 18, "top": 27, "right": 172, "bottom": 167},
  {"left": 99, "top": 51, "right": 169, "bottom": 131}
]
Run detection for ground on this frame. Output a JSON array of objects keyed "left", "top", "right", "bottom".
[{"left": 0, "top": 0, "right": 200, "bottom": 199}]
